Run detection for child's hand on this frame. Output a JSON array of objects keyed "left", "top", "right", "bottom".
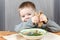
[
  {"left": 32, "top": 16, "right": 39, "bottom": 23},
  {"left": 40, "top": 14, "right": 48, "bottom": 23}
]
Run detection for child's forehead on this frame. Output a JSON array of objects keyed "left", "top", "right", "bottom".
[
  {"left": 20, "top": 7, "right": 34, "bottom": 11},
  {"left": 19, "top": 7, "right": 35, "bottom": 13}
]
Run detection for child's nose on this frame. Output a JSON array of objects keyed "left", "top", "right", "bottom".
[{"left": 25, "top": 16, "right": 29, "bottom": 19}]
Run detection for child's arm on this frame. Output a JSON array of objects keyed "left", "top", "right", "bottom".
[
  {"left": 46, "top": 20, "right": 60, "bottom": 32},
  {"left": 14, "top": 19, "right": 36, "bottom": 32}
]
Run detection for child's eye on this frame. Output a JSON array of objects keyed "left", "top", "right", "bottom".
[
  {"left": 28, "top": 13, "right": 31, "bottom": 15},
  {"left": 22, "top": 16, "right": 25, "bottom": 17}
]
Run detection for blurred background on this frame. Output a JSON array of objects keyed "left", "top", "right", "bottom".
[{"left": 0, "top": 0, "right": 60, "bottom": 31}]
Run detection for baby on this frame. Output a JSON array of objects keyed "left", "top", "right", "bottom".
[{"left": 15, "top": 1, "right": 60, "bottom": 32}]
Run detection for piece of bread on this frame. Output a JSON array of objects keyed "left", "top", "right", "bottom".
[{"left": 34, "top": 11, "right": 43, "bottom": 28}]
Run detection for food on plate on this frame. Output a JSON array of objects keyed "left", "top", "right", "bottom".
[{"left": 22, "top": 30, "right": 42, "bottom": 36}]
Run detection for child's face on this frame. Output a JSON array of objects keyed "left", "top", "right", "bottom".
[{"left": 19, "top": 7, "right": 35, "bottom": 22}]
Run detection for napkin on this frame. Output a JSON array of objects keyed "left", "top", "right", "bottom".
[
  {"left": 41, "top": 32, "right": 60, "bottom": 40},
  {"left": 3, "top": 34, "right": 18, "bottom": 40}
]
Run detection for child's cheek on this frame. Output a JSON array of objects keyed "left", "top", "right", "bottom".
[
  {"left": 30, "top": 14, "right": 34, "bottom": 18},
  {"left": 21, "top": 18, "right": 24, "bottom": 22}
]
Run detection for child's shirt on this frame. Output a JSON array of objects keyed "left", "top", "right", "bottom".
[{"left": 14, "top": 19, "right": 60, "bottom": 32}]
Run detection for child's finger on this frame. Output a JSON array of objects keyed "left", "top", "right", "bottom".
[{"left": 40, "top": 14, "right": 47, "bottom": 21}]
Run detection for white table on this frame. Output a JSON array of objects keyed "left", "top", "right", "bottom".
[
  {"left": 0, "top": 31, "right": 60, "bottom": 40},
  {"left": 17, "top": 32, "right": 60, "bottom": 40}
]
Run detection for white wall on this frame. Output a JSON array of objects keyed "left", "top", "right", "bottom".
[
  {"left": 0, "top": 0, "right": 5, "bottom": 30},
  {"left": 54, "top": 0, "right": 60, "bottom": 25},
  {"left": 5, "top": 0, "right": 54, "bottom": 31},
  {"left": 5, "top": 0, "right": 20, "bottom": 31}
]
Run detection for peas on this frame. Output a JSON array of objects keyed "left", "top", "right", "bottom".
[{"left": 27, "top": 33, "right": 42, "bottom": 36}]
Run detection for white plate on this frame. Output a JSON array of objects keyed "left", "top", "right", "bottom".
[{"left": 19, "top": 28, "right": 47, "bottom": 40}]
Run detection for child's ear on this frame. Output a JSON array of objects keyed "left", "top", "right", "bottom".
[
  {"left": 17, "top": 9, "right": 21, "bottom": 17},
  {"left": 17, "top": 9, "right": 20, "bottom": 12}
]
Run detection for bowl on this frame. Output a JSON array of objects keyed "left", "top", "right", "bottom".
[{"left": 19, "top": 28, "right": 47, "bottom": 40}]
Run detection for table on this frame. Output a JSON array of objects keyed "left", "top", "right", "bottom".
[
  {"left": 0, "top": 31, "right": 17, "bottom": 40},
  {"left": 0, "top": 31, "right": 60, "bottom": 40},
  {"left": 53, "top": 32, "right": 60, "bottom": 35}
]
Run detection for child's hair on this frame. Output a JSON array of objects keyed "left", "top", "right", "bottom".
[{"left": 19, "top": 1, "right": 36, "bottom": 10}]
